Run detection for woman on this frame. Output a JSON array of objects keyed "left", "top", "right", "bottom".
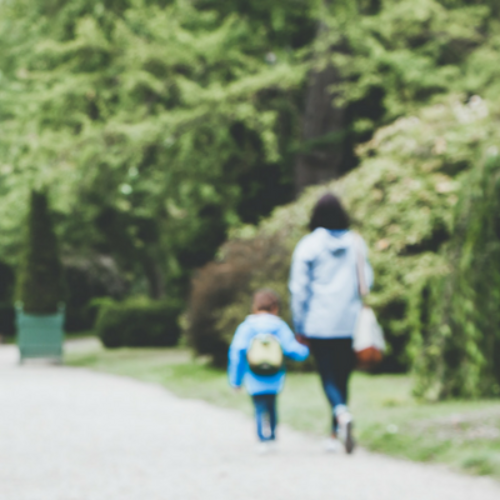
[{"left": 289, "top": 193, "right": 373, "bottom": 453}]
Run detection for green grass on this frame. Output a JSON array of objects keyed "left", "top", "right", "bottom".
[
  {"left": 66, "top": 345, "right": 500, "bottom": 479},
  {"left": 65, "top": 331, "right": 98, "bottom": 340},
  {"left": 1, "top": 331, "right": 97, "bottom": 345}
]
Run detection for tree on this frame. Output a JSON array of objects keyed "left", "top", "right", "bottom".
[
  {"left": 0, "top": 0, "right": 310, "bottom": 298},
  {"left": 3, "top": 0, "right": 500, "bottom": 340},
  {"left": 16, "top": 191, "right": 64, "bottom": 314},
  {"left": 0, "top": 262, "right": 16, "bottom": 336},
  {"left": 294, "top": 0, "right": 382, "bottom": 193},
  {"left": 294, "top": 0, "right": 500, "bottom": 192}
]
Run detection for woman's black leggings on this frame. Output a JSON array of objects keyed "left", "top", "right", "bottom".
[{"left": 309, "top": 337, "right": 355, "bottom": 433}]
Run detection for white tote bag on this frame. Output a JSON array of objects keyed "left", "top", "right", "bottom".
[{"left": 353, "top": 235, "right": 386, "bottom": 368}]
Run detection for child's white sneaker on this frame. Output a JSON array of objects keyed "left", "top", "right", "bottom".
[{"left": 324, "top": 436, "right": 341, "bottom": 453}]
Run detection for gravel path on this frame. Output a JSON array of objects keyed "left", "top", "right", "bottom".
[{"left": 1, "top": 345, "right": 500, "bottom": 500}]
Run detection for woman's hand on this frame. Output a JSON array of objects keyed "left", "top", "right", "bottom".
[{"left": 295, "top": 333, "right": 310, "bottom": 347}]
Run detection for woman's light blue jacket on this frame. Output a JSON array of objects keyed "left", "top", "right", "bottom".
[
  {"left": 289, "top": 229, "right": 373, "bottom": 339},
  {"left": 228, "top": 313, "right": 309, "bottom": 395}
]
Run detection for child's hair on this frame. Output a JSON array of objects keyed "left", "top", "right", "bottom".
[{"left": 252, "top": 289, "right": 281, "bottom": 313}]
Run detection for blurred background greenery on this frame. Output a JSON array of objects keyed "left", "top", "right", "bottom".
[{"left": 1, "top": 0, "right": 500, "bottom": 400}]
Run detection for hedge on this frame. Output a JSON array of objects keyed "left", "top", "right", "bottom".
[{"left": 96, "top": 297, "right": 182, "bottom": 348}]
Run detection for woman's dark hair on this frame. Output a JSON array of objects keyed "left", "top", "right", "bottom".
[{"left": 309, "top": 193, "right": 350, "bottom": 231}]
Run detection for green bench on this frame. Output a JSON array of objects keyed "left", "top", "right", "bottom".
[{"left": 16, "top": 306, "right": 64, "bottom": 364}]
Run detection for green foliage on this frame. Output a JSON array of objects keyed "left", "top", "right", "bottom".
[
  {"left": 2, "top": 0, "right": 499, "bottom": 303},
  {"left": 188, "top": 94, "right": 499, "bottom": 373},
  {"left": 0, "top": 0, "right": 310, "bottom": 297},
  {"left": 414, "top": 153, "right": 500, "bottom": 398},
  {"left": 96, "top": 297, "right": 182, "bottom": 348},
  {"left": 2, "top": 0, "right": 500, "bottom": 391},
  {"left": 324, "top": 0, "right": 500, "bottom": 136},
  {"left": 16, "top": 191, "right": 64, "bottom": 314}
]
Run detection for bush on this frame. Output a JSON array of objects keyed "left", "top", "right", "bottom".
[
  {"left": 16, "top": 190, "right": 64, "bottom": 314},
  {"left": 96, "top": 298, "right": 182, "bottom": 348},
  {"left": 414, "top": 154, "right": 500, "bottom": 399},
  {"left": 186, "top": 235, "right": 293, "bottom": 367}
]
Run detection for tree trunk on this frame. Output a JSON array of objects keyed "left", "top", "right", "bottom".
[
  {"left": 294, "top": 30, "right": 345, "bottom": 194},
  {"left": 142, "top": 252, "right": 165, "bottom": 300}
]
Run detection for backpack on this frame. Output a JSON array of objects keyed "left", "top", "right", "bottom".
[{"left": 246, "top": 332, "right": 284, "bottom": 376}]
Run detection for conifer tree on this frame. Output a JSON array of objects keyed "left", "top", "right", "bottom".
[{"left": 17, "top": 190, "right": 64, "bottom": 314}]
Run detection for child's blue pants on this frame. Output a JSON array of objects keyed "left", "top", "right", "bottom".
[{"left": 252, "top": 393, "right": 277, "bottom": 441}]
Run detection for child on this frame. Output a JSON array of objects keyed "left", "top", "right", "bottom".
[{"left": 228, "top": 289, "right": 309, "bottom": 452}]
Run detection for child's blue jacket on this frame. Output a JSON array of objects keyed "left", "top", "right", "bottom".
[{"left": 228, "top": 313, "right": 309, "bottom": 396}]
